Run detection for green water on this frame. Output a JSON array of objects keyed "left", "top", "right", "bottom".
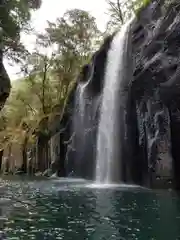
[{"left": 0, "top": 178, "right": 180, "bottom": 239}]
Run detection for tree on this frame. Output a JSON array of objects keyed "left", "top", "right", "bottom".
[
  {"left": 33, "top": 9, "right": 102, "bottom": 120},
  {"left": 0, "top": 8, "right": 102, "bottom": 174},
  {"left": 25, "top": 52, "right": 54, "bottom": 116},
  {"left": 0, "top": 77, "right": 41, "bottom": 173},
  {"left": 106, "top": 0, "right": 151, "bottom": 32},
  {"left": 0, "top": 0, "right": 41, "bottom": 62},
  {"left": 0, "top": 0, "right": 41, "bottom": 112},
  {"left": 44, "top": 9, "right": 101, "bottom": 64}
]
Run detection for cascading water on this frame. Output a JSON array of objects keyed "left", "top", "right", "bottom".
[
  {"left": 78, "top": 84, "right": 87, "bottom": 120},
  {"left": 95, "top": 19, "right": 133, "bottom": 183},
  {"left": 70, "top": 83, "right": 88, "bottom": 175},
  {"left": 68, "top": 70, "right": 101, "bottom": 178}
]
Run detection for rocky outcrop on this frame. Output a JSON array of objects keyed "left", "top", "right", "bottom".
[
  {"left": 130, "top": 0, "right": 180, "bottom": 188},
  {"left": 63, "top": 0, "right": 180, "bottom": 189},
  {"left": 0, "top": 55, "right": 11, "bottom": 109},
  {"left": 23, "top": 89, "right": 76, "bottom": 177},
  {"left": 4, "top": 0, "right": 180, "bottom": 189},
  {"left": 49, "top": 132, "right": 61, "bottom": 175}
]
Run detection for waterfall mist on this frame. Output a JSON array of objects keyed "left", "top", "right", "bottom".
[{"left": 95, "top": 19, "right": 133, "bottom": 183}]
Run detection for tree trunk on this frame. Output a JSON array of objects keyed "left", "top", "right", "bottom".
[
  {"left": 42, "top": 60, "right": 47, "bottom": 115},
  {"left": 21, "top": 136, "right": 28, "bottom": 173},
  {"left": 0, "top": 150, "right": 4, "bottom": 171},
  {"left": 4, "top": 144, "right": 12, "bottom": 173}
]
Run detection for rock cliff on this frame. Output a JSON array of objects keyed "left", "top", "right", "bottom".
[
  {"left": 62, "top": 0, "right": 180, "bottom": 189},
  {"left": 0, "top": 57, "right": 11, "bottom": 109}
]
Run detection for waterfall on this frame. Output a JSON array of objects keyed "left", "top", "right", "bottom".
[
  {"left": 69, "top": 73, "right": 101, "bottom": 178},
  {"left": 78, "top": 84, "right": 87, "bottom": 120},
  {"left": 71, "top": 83, "right": 88, "bottom": 173},
  {"left": 95, "top": 19, "right": 133, "bottom": 183}
]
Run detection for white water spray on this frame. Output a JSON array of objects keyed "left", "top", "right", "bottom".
[{"left": 95, "top": 19, "right": 133, "bottom": 183}]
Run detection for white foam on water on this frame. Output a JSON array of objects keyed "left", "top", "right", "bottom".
[
  {"left": 85, "top": 182, "right": 142, "bottom": 189},
  {"left": 50, "top": 177, "right": 87, "bottom": 183}
]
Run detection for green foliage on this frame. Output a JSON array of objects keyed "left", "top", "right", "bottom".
[
  {"left": 106, "top": 0, "right": 152, "bottom": 32},
  {"left": 0, "top": 0, "right": 41, "bottom": 62},
  {"left": 134, "top": 0, "right": 151, "bottom": 16},
  {"left": 45, "top": 9, "right": 101, "bottom": 56},
  {"left": 0, "top": 0, "right": 153, "bottom": 157},
  {"left": 0, "top": 8, "right": 102, "bottom": 150}
]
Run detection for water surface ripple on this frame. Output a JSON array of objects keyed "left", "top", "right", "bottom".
[{"left": 0, "top": 178, "right": 179, "bottom": 239}]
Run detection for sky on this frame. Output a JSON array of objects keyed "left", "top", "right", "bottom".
[{"left": 4, "top": 0, "right": 109, "bottom": 81}]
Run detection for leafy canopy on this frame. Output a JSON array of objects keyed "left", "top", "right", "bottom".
[
  {"left": 0, "top": 8, "right": 102, "bottom": 148},
  {"left": 0, "top": 0, "right": 41, "bottom": 62},
  {"left": 106, "top": 0, "right": 151, "bottom": 32}
]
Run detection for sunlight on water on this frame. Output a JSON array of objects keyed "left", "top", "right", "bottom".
[{"left": 0, "top": 179, "right": 179, "bottom": 239}]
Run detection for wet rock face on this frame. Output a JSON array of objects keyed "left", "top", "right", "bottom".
[
  {"left": 64, "top": 36, "right": 115, "bottom": 179},
  {"left": 0, "top": 60, "right": 11, "bottom": 109},
  {"left": 130, "top": 0, "right": 180, "bottom": 188},
  {"left": 0, "top": 49, "right": 11, "bottom": 109},
  {"left": 62, "top": 0, "right": 180, "bottom": 188}
]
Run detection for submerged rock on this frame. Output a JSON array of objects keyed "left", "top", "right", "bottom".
[
  {"left": 14, "top": 170, "right": 25, "bottom": 175},
  {"left": 42, "top": 168, "right": 52, "bottom": 177},
  {"left": 35, "top": 171, "right": 43, "bottom": 177}
]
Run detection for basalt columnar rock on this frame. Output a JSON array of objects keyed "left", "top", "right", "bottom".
[{"left": 130, "top": 0, "right": 180, "bottom": 188}]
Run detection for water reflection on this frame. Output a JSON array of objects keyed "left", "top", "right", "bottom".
[
  {"left": 91, "top": 187, "right": 121, "bottom": 239},
  {"left": 0, "top": 179, "right": 179, "bottom": 239}
]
